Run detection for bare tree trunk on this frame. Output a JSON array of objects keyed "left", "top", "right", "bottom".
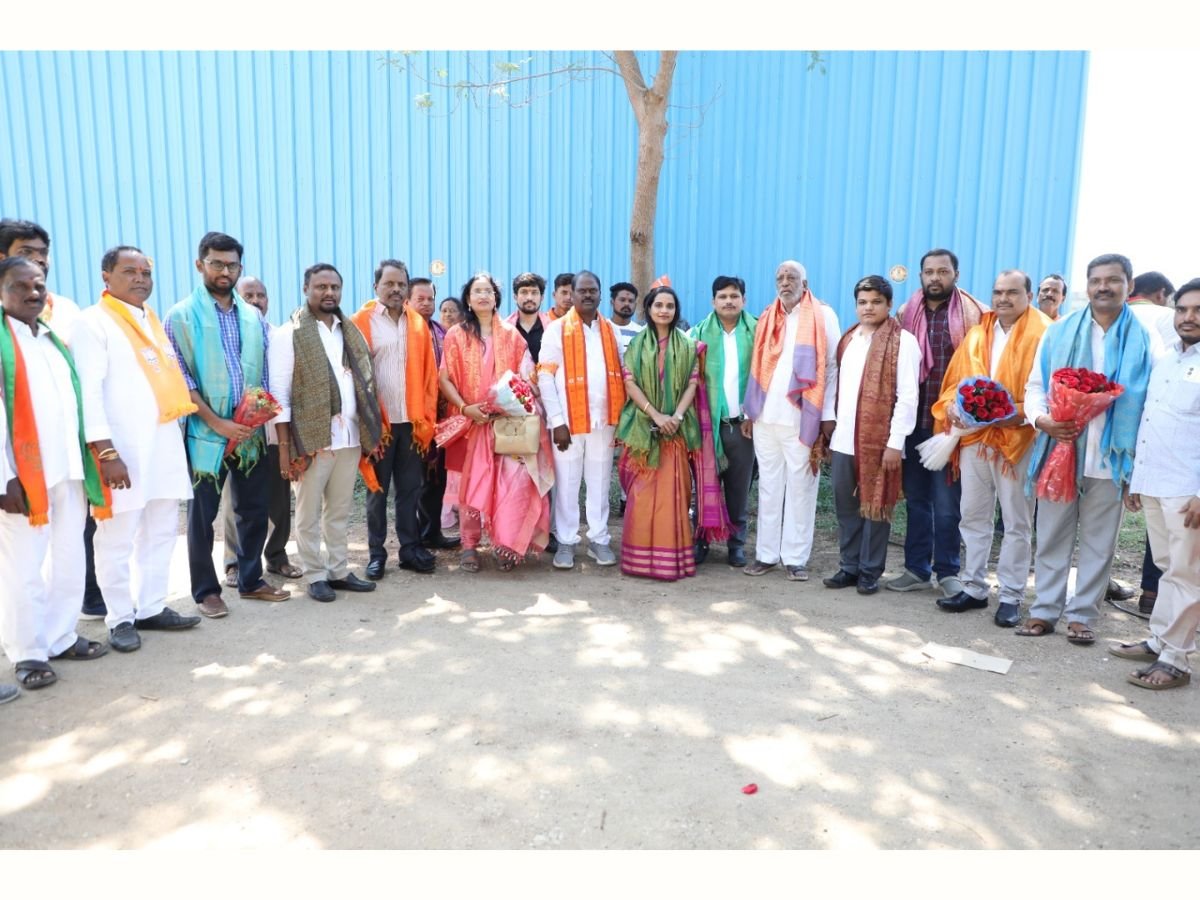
[{"left": 614, "top": 51, "right": 677, "bottom": 306}]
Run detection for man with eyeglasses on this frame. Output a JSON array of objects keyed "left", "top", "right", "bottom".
[{"left": 165, "top": 232, "right": 288, "bottom": 619}]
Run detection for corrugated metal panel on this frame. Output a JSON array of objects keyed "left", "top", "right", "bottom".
[{"left": 0, "top": 50, "right": 1087, "bottom": 327}]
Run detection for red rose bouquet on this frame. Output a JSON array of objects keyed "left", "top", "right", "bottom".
[
  {"left": 917, "top": 377, "right": 1016, "bottom": 471},
  {"left": 1034, "top": 366, "right": 1124, "bottom": 502},
  {"left": 434, "top": 370, "right": 540, "bottom": 449},
  {"left": 224, "top": 386, "right": 282, "bottom": 457}
]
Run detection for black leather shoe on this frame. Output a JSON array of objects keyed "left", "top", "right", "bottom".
[
  {"left": 993, "top": 602, "right": 1021, "bottom": 627},
  {"left": 728, "top": 547, "right": 747, "bottom": 568},
  {"left": 366, "top": 559, "right": 385, "bottom": 580},
  {"left": 399, "top": 549, "right": 436, "bottom": 574},
  {"left": 937, "top": 591, "right": 989, "bottom": 612},
  {"left": 856, "top": 575, "right": 880, "bottom": 595},
  {"left": 135, "top": 608, "right": 201, "bottom": 630},
  {"left": 424, "top": 533, "right": 462, "bottom": 550},
  {"left": 1106, "top": 579, "right": 1135, "bottom": 601},
  {"left": 308, "top": 580, "right": 337, "bottom": 602},
  {"left": 109, "top": 622, "right": 142, "bottom": 653},
  {"left": 694, "top": 541, "right": 709, "bottom": 565},
  {"left": 328, "top": 573, "right": 377, "bottom": 592},
  {"left": 546, "top": 534, "right": 559, "bottom": 554},
  {"left": 823, "top": 569, "right": 859, "bottom": 589}
]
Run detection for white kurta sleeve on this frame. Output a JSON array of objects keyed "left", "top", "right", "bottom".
[
  {"left": 0, "top": 377, "right": 12, "bottom": 486},
  {"left": 821, "top": 304, "right": 841, "bottom": 420},
  {"left": 537, "top": 320, "right": 567, "bottom": 431},
  {"left": 889, "top": 330, "right": 922, "bottom": 451},
  {"left": 69, "top": 313, "right": 115, "bottom": 444},
  {"left": 269, "top": 322, "right": 296, "bottom": 424},
  {"left": 1023, "top": 333, "right": 1050, "bottom": 430}
]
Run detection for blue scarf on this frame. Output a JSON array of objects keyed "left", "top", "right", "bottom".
[
  {"left": 164, "top": 286, "right": 265, "bottom": 480},
  {"left": 1026, "top": 304, "right": 1153, "bottom": 494}
]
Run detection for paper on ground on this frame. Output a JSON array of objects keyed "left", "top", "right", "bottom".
[{"left": 920, "top": 642, "right": 1012, "bottom": 675}]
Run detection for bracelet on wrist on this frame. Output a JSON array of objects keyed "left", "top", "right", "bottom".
[{"left": 97, "top": 448, "right": 120, "bottom": 462}]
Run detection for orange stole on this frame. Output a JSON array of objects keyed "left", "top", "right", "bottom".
[
  {"left": 748, "top": 293, "right": 828, "bottom": 414},
  {"left": 3, "top": 318, "right": 51, "bottom": 525},
  {"left": 350, "top": 303, "right": 438, "bottom": 452},
  {"left": 560, "top": 310, "right": 625, "bottom": 435}
]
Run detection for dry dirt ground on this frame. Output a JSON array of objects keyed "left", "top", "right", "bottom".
[{"left": 1, "top": 501, "right": 1196, "bottom": 850}]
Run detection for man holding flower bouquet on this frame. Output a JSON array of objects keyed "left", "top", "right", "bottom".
[
  {"left": 165, "top": 232, "right": 287, "bottom": 619},
  {"left": 931, "top": 270, "right": 1050, "bottom": 626},
  {"left": 1019, "top": 254, "right": 1162, "bottom": 643}
]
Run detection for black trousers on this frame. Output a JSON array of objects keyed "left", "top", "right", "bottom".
[
  {"left": 223, "top": 444, "right": 292, "bottom": 569},
  {"left": 83, "top": 515, "right": 104, "bottom": 604},
  {"left": 367, "top": 422, "right": 426, "bottom": 562},
  {"left": 187, "top": 456, "right": 268, "bottom": 602},
  {"left": 832, "top": 451, "right": 892, "bottom": 579},
  {"left": 417, "top": 447, "right": 449, "bottom": 542},
  {"left": 696, "top": 420, "right": 756, "bottom": 550}
]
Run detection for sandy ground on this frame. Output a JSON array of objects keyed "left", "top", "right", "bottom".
[{"left": 1, "top": 508, "right": 1196, "bottom": 850}]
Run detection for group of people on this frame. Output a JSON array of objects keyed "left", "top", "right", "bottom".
[{"left": 0, "top": 216, "right": 1196, "bottom": 704}]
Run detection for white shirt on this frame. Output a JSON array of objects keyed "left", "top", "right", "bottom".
[
  {"left": 368, "top": 303, "right": 409, "bottom": 424},
  {"left": 538, "top": 314, "right": 625, "bottom": 433},
  {"left": 830, "top": 328, "right": 920, "bottom": 455},
  {"left": 0, "top": 318, "right": 83, "bottom": 490},
  {"left": 1129, "top": 301, "right": 1177, "bottom": 347},
  {"left": 269, "top": 317, "right": 360, "bottom": 451},
  {"left": 1025, "top": 313, "right": 1165, "bottom": 479},
  {"left": 614, "top": 320, "right": 644, "bottom": 355},
  {"left": 722, "top": 329, "right": 742, "bottom": 418},
  {"left": 990, "top": 322, "right": 1012, "bottom": 379},
  {"left": 43, "top": 293, "right": 82, "bottom": 343},
  {"left": 1129, "top": 340, "right": 1200, "bottom": 499},
  {"left": 70, "top": 302, "right": 193, "bottom": 513},
  {"left": 758, "top": 301, "right": 840, "bottom": 431}
]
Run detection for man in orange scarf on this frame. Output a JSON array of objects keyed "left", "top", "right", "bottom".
[
  {"left": 72, "top": 246, "right": 201, "bottom": 652},
  {"left": 351, "top": 260, "right": 439, "bottom": 578},
  {"left": 0, "top": 257, "right": 107, "bottom": 690},
  {"left": 538, "top": 271, "right": 626, "bottom": 569},
  {"left": 741, "top": 260, "right": 841, "bottom": 581},
  {"left": 931, "top": 270, "right": 1049, "bottom": 626}
]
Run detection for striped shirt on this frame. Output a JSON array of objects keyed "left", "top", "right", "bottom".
[
  {"left": 166, "top": 299, "right": 270, "bottom": 404},
  {"left": 917, "top": 301, "right": 955, "bottom": 430}
]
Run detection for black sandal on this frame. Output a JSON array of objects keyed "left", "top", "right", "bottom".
[
  {"left": 51, "top": 636, "right": 108, "bottom": 661},
  {"left": 15, "top": 660, "right": 57, "bottom": 690}
]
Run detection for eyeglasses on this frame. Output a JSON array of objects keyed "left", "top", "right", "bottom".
[{"left": 204, "top": 259, "right": 242, "bottom": 273}]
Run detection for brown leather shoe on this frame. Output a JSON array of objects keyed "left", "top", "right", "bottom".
[
  {"left": 239, "top": 582, "right": 290, "bottom": 602},
  {"left": 196, "top": 595, "right": 229, "bottom": 618}
]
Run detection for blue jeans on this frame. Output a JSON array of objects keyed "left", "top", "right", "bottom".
[{"left": 901, "top": 426, "right": 962, "bottom": 580}]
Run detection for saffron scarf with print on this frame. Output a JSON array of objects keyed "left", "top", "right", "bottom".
[
  {"left": 690, "top": 309, "right": 756, "bottom": 467},
  {"left": 742, "top": 292, "right": 828, "bottom": 447},
  {"left": 556, "top": 308, "right": 626, "bottom": 435},
  {"left": 0, "top": 311, "right": 106, "bottom": 525},
  {"left": 898, "top": 286, "right": 985, "bottom": 382},
  {"left": 164, "top": 285, "right": 265, "bottom": 480},
  {"left": 1025, "top": 304, "right": 1153, "bottom": 493},
  {"left": 99, "top": 292, "right": 197, "bottom": 423}
]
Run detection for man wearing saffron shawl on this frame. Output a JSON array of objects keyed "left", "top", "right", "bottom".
[
  {"left": 741, "top": 260, "right": 841, "bottom": 582},
  {"left": 931, "top": 270, "right": 1049, "bottom": 626},
  {"left": 889, "top": 248, "right": 985, "bottom": 599},
  {"left": 438, "top": 273, "right": 554, "bottom": 573},
  {"left": 1018, "top": 253, "right": 1162, "bottom": 644}
]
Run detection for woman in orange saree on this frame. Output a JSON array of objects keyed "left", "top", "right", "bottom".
[{"left": 438, "top": 273, "right": 554, "bottom": 571}]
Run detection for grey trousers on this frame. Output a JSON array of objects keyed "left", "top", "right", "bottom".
[
  {"left": 959, "top": 446, "right": 1034, "bottom": 605},
  {"left": 1029, "top": 475, "right": 1123, "bottom": 626},
  {"left": 832, "top": 451, "right": 892, "bottom": 579},
  {"left": 696, "top": 420, "right": 755, "bottom": 549}
]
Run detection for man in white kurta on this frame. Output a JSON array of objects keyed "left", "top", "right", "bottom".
[
  {"left": 0, "top": 258, "right": 101, "bottom": 689},
  {"left": 742, "top": 261, "right": 840, "bottom": 580},
  {"left": 71, "top": 247, "right": 200, "bottom": 652},
  {"left": 537, "top": 271, "right": 625, "bottom": 569}
]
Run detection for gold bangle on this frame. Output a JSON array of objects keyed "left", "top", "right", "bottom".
[
  {"left": 642, "top": 400, "right": 651, "bottom": 413},
  {"left": 97, "top": 448, "right": 120, "bottom": 461}
]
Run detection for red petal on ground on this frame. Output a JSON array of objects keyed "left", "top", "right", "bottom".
[{"left": 742, "top": 783, "right": 758, "bottom": 795}]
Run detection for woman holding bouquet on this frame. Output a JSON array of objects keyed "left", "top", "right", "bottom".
[
  {"left": 438, "top": 273, "right": 554, "bottom": 572},
  {"left": 616, "top": 285, "right": 726, "bottom": 581}
]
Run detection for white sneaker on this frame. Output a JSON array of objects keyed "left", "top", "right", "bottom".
[
  {"left": 553, "top": 544, "right": 576, "bottom": 569},
  {"left": 587, "top": 544, "right": 617, "bottom": 566}
]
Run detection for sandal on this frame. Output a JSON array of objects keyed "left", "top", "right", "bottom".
[
  {"left": 51, "top": 636, "right": 108, "bottom": 661},
  {"left": 460, "top": 549, "right": 481, "bottom": 573},
  {"left": 1109, "top": 640, "right": 1159, "bottom": 662},
  {"left": 14, "top": 660, "right": 57, "bottom": 690},
  {"left": 1127, "top": 661, "right": 1191, "bottom": 691},
  {"left": 1066, "top": 623, "right": 1096, "bottom": 645},
  {"left": 1015, "top": 618, "right": 1054, "bottom": 636}
]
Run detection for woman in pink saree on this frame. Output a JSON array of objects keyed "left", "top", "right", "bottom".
[{"left": 438, "top": 273, "right": 554, "bottom": 571}]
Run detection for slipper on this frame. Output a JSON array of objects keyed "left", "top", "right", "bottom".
[
  {"left": 1127, "top": 661, "right": 1191, "bottom": 691},
  {"left": 1015, "top": 618, "right": 1054, "bottom": 637},
  {"left": 51, "top": 636, "right": 108, "bottom": 661},
  {"left": 267, "top": 562, "right": 304, "bottom": 579},
  {"left": 1109, "top": 640, "right": 1158, "bottom": 662},
  {"left": 14, "top": 660, "right": 57, "bottom": 690},
  {"left": 1066, "top": 624, "right": 1096, "bottom": 645},
  {"left": 460, "top": 550, "right": 480, "bottom": 573}
]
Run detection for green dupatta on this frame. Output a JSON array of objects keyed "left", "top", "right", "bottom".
[{"left": 615, "top": 327, "right": 700, "bottom": 470}]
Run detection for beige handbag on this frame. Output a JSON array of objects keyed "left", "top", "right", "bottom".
[{"left": 492, "top": 414, "right": 541, "bottom": 456}]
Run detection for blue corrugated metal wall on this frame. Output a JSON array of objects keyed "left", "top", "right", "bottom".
[{"left": 0, "top": 50, "right": 1087, "bottom": 327}]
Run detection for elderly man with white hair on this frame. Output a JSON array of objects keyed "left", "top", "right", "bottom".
[{"left": 741, "top": 260, "right": 840, "bottom": 580}]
